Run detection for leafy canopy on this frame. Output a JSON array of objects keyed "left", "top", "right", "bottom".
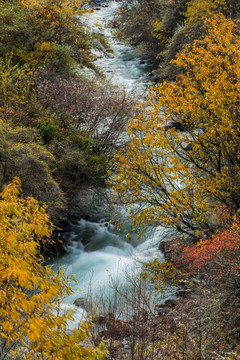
[
  {"left": 184, "top": 0, "right": 227, "bottom": 25},
  {"left": 0, "top": 0, "right": 92, "bottom": 71},
  {"left": 0, "top": 177, "right": 107, "bottom": 359},
  {"left": 112, "top": 14, "right": 240, "bottom": 240}
]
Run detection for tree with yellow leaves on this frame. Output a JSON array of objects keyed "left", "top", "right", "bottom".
[
  {"left": 0, "top": 0, "right": 93, "bottom": 72},
  {"left": 112, "top": 14, "right": 240, "bottom": 240},
  {"left": 0, "top": 177, "right": 107, "bottom": 359}
]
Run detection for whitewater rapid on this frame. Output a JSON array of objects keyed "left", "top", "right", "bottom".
[
  {"left": 84, "top": 0, "right": 153, "bottom": 93},
  {"left": 54, "top": 0, "right": 168, "bottom": 325}
]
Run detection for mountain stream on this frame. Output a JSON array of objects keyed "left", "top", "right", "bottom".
[{"left": 54, "top": 0, "right": 173, "bottom": 328}]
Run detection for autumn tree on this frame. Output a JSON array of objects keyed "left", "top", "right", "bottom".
[
  {"left": 0, "top": 0, "right": 93, "bottom": 72},
  {"left": 185, "top": 0, "right": 240, "bottom": 25},
  {"left": 0, "top": 177, "right": 107, "bottom": 359},
  {"left": 0, "top": 58, "right": 40, "bottom": 125},
  {"left": 112, "top": 14, "right": 240, "bottom": 240},
  {"left": 154, "top": 0, "right": 240, "bottom": 81},
  {"left": 177, "top": 215, "right": 240, "bottom": 279}
]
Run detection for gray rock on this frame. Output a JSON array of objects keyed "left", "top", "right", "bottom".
[{"left": 73, "top": 297, "right": 91, "bottom": 311}]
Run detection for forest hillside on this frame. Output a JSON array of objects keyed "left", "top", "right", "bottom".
[{"left": 0, "top": 0, "right": 240, "bottom": 359}]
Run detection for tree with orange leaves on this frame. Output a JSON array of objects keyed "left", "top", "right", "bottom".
[{"left": 112, "top": 14, "right": 240, "bottom": 240}]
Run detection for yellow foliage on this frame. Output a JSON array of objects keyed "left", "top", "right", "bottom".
[
  {"left": 0, "top": 0, "right": 92, "bottom": 71},
  {"left": 185, "top": 0, "right": 227, "bottom": 25},
  {"left": 112, "top": 14, "right": 240, "bottom": 239},
  {"left": 151, "top": 18, "right": 172, "bottom": 46},
  {"left": 0, "top": 178, "right": 107, "bottom": 359}
]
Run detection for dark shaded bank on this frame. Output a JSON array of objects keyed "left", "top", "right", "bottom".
[{"left": 114, "top": 0, "right": 240, "bottom": 81}]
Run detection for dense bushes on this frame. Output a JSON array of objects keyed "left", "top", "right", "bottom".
[
  {"left": 0, "top": 0, "right": 135, "bottom": 223},
  {"left": 0, "top": 0, "right": 93, "bottom": 71}
]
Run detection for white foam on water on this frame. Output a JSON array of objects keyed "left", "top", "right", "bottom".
[{"left": 55, "top": 2, "right": 166, "bottom": 327}]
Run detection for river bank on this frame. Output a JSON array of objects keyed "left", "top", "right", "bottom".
[{"left": 89, "top": 234, "right": 240, "bottom": 359}]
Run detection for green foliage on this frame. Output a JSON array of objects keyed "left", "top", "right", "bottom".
[
  {"left": 50, "top": 137, "right": 109, "bottom": 194},
  {"left": 0, "top": 0, "right": 135, "bottom": 225},
  {"left": 0, "top": 54, "right": 128, "bottom": 222},
  {"left": 141, "top": 259, "right": 183, "bottom": 292},
  {"left": 0, "top": 0, "right": 93, "bottom": 72},
  {"left": 0, "top": 1, "right": 34, "bottom": 56},
  {"left": 39, "top": 118, "right": 61, "bottom": 144},
  {"left": 0, "top": 58, "right": 40, "bottom": 124},
  {"left": 0, "top": 177, "right": 107, "bottom": 359},
  {"left": 0, "top": 121, "right": 66, "bottom": 222},
  {"left": 68, "top": 132, "right": 92, "bottom": 150}
]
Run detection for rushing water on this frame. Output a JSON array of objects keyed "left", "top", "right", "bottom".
[
  {"left": 84, "top": 0, "right": 153, "bottom": 93},
  {"left": 55, "top": 0, "right": 170, "bottom": 326}
]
